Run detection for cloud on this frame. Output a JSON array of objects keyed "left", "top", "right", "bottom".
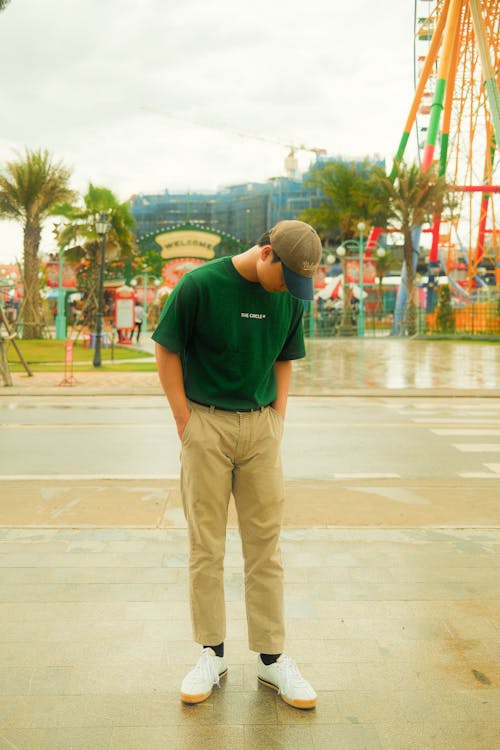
[{"left": 0, "top": 0, "right": 416, "bottom": 262}]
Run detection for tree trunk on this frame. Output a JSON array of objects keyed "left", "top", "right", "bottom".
[
  {"left": 80, "top": 243, "right": 100, "bottom": 330},
  {"left": 22, "top": 219, "right": 43, "bottom": 339},
  {"left": 403, "top": 230, "right": 417, "bottom": 336}
]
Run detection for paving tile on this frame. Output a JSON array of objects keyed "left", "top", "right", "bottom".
[
  {"left": 375, "top": 720, "right": 500, "bottom": 750},
  {"left": 175, "top": 724, "right": 245, "bottom": 750},
  {"left": 0, "top": 602, "right": 127, "bottom": 622},
  {"left": 244, "top": 724, "right": 313, "bottom": 749},
  {"left": 39, "top": 726, "right": 111, "bottom": 750},
  {"left": 0, "top": 729, "right": 47, "bottom": 749},
  {"left": 149, "top": 693, "right": 215, "bottom": 726},
  {"left": 311, "top": 723, "right": 382, "bottom": 750},
  {"left": 0, "top": 526, "right": 499, "bottom": 747},
  {"left": 276, "top": 691, "right": 340, "bottom": 725},
  {"left": 212, "top": 690, "right": 278, "bottom": 725},
  {"left": 109, "top": 726, "right": 180, "bottom": 750}
]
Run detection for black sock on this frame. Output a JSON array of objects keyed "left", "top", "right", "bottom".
[
  {"left": 204, "top": 642, "right": 224, "bottom": 658},
  {"left": 260, "top": 652, "right": 281, "bottom": 665}
]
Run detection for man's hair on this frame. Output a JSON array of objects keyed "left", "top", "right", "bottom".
[{"left": 257, "top": 231, "right": 280, "bottom": 263}]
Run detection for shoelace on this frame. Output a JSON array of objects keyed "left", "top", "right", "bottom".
[
  {"left": 276, "top": 656, "right": 307, "bottom": 693},
  {"left": 190, "top": 650, "right": 221, "bottom": 687}
]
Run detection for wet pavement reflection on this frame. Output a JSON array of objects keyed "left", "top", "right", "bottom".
[{"left": 293, "top": 339, "right": 500, "bottom": 393}]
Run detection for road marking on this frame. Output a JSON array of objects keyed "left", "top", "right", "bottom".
[
  {"left": 0, "top": 424, "right": 169, "bottom": 429},
  {"left": 0, "top": 474, "right": 180, "bottom": 481},
  {"left": 0, "top": 472, "right": 401, "bottom": 481},
  {"left": 458, "top": 463, "right": 500, "bottom": 479},
  {"left": 328, "top": 473, "right": 400, "bottom": 479},
  {"left": 452, "top": 444, "right": 500, "bottom": 453},
  {"left": 432, "top": 429, "right": 500, "bottom": 436},
  {"left": 412, "top": 418, "right": 500, "bottom": 424},
  {"left": 459, "top": 472, "right": 500, "bottom": 478},
  {"left": 350, "top": 486, "right": 430, "bottom": 505}
]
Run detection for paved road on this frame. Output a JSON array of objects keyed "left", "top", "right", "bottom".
[{"left": 1, "top": 395, "right": 500, "bottom": 481}]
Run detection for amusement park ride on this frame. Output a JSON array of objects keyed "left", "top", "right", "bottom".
[
  {"left": 372, "top": 0, "right": 500, "bottom": 316},
  {"left": 144, "top": 1, "right": 499, "bottom": 323}
]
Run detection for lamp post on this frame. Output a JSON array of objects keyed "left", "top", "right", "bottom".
[
  {"left": 52, "top": 223, "right": 67, "bottom": 340},
  {"left": 357, "top": 222, "right": 366, "bottom": 336},
  {"left": 336, "top": 222, "right": 368, "bottom": 337},
  {"left": 334, "top": 245, "right": 356, "bottom": 336},
  {"left": 93, "top": 212, "right": 110, "bottom": 368}
]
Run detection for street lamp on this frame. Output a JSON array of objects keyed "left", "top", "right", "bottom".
[
  {"left": 335, "top": 244, "right": 356, "bottom": 336},
  {"left": 93, "top": 212, "right": 110, "bottom": 368},
  {"left": 53, "top": 223, "right": 67, "bottom": 340},
  {"left": 336, "top": 222, "right": 368, "bottom": 337}
]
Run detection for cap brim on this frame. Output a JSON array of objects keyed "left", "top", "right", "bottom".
[{"left": 282, "top": 264, "right": 314, "bottom": 301}]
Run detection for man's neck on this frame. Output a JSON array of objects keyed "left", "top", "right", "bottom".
[{"left": 232, "top": 246, "right": 260, "bottom": 282}]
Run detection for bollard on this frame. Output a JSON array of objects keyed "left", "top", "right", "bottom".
[{"left": 59, "top": 339, "right": 77, "bottom": 387}]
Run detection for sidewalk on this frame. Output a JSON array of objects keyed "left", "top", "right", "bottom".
[
  {"left": 3, "top": 336, "right": 500, "bottom": 397},
  {"left": 1, "top": 337, "right": 499, "bottom": 748},
  {"left": 0, "top": 525, "right": 498, "bottom": 749}
]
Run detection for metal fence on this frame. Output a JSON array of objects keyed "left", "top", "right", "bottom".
[{"left": 304, "top": 288, "right": 500, "bottom": 339}]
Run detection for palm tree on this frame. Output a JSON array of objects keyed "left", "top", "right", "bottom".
[
  {"left": 299, "top": 159, "right": 383, "bottom": 242},
  {"left": 371, "top": 160, "right": 448, "bottom": 335},
  {"left": 54, "top": 185, "right": 136, "bottom": 329},
  {"left": 0, "top": 149, "right": 75, "bottom": 338},
  {"left": 0, "top": 1, "right": 11, "bottom": 11}
]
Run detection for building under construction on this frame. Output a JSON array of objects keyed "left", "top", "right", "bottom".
[{"left": 130, "top": 157, "right": 385, "bottom": 246}]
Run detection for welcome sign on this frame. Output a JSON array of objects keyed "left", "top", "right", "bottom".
[{"left": 155, "top": 229, "right": 221, "bottom": 260}]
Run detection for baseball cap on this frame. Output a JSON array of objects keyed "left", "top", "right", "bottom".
[{"left": 269, "top": 220, "right": 322, "bottom": 301}]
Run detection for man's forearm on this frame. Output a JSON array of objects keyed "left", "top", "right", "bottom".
[
  {"left": 272, "top": 359, "right": 292, "bottom": 417},
  {"left": 155, "top": 343, "right": 190, "bottom": 436}
]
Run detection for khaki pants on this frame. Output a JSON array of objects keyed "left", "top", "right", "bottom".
[{"left": 180, "top": 400, "right": 285, "bottom": 653}]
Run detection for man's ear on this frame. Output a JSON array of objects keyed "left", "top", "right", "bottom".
[{"left": 260, "top": 244, "right": 273, "bottom": 261}]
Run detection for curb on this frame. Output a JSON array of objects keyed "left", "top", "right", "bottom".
[{"left": 2, "top": 386, "right": 500, "bottom": 398}]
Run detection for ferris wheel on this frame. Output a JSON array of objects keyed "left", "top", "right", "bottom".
[{"left": 393, "top": 0, "right": 500, "bottom": 296}]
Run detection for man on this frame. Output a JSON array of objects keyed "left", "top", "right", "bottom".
[{"left": 153, "top": 220, "right": 321, "bottom": 710}]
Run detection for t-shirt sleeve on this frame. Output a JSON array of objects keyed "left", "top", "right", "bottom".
[
  {"left": 151, "top": 275, "right": 198, "bottom": 353},
  {"left": 277, "top": 301, "right": 306, "bottom": 361}
]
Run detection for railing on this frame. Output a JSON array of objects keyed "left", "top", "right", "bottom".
[{"left": 304, "top": 287, "right": 500, "bottom": 339}]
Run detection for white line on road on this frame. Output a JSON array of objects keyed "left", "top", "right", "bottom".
[
  {"left": 412, "top": 418, "right": 500, "bottom": 424},
  {"left": 458, "top": 473, "right": 500, "bottom": 478},
  {"left": 0, "top": 474, "right": 181, "bottom": 481},
  {"left": 325, "top": 473, "right": 400, "bottom": 479},
  {"left": 0, "top": 472, "right": 401, "bottom": 481},
  {"left": 452, "top": 444, "right": 500, "bottom": 452},
  {"left": 432, "top": 429, "right": 500, "bottom": 436},
  {"left": 484, "top": 464, "right": 500, "bottom": 474}
]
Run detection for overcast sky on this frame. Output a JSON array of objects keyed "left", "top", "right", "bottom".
[{"left": 0, "top": 0, "right": 417, "bottom": 263}]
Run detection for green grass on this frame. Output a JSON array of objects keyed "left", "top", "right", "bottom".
[
  {"left": 7, "top": 339, "right": 153, "bottom": 365},
  {"left": 8, "top": 361, "right": 157, "bottom": 372},
  {"left": 6, "top": 339, "right": 155, "bottom": 372}
]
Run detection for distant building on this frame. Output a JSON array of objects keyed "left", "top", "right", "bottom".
[
  {"left": 130, "top": 175, "right": 322, "bottom": 247},
  {"left": 130, "top": 156, "right": 386, "bottom": 246}
]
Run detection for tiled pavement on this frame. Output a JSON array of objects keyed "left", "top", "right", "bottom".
[{"left": 0, "top": 527, "right": 499, "bottom": 749}]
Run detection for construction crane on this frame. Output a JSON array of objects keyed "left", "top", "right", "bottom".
[{"left": 139, "top": 107, "right": 327, "bottom": 179}]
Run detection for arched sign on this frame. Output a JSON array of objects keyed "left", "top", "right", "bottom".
[
  {"left": 156, "top": 229, "right": 221, "bottom": 260},
  {"left": 137, "top": 224, "right": 245, "bottom": 289}
]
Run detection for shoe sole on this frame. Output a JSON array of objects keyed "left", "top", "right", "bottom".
[
  {"left": 257, "top": 676, "right": 317, "bottom": 710},
  {"left": 180, "top": 669, "right": 228, "bottom": 704}
]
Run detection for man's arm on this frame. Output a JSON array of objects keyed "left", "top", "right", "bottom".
[
  {"left": 155, "top": 343, "right": 191, "bottom": 439},
  {"left": 272, "top": 359, "right": 293, "bottom": 418}
]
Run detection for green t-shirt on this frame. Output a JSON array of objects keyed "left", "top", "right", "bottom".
[{"left": 152, "top": 256, "right": 305, "bottom": 410}]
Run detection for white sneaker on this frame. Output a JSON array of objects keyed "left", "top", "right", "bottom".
[
  {"left": 180, "top": 648, "right": 228, "bottom": 704},
  {"left": 257, "top": 654, "right": 317, "bottom": 709}
]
